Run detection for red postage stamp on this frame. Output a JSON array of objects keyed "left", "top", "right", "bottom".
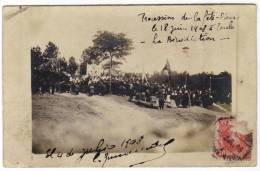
[{"left": 213, "top": 117, "right": 252, "bottom": 160}]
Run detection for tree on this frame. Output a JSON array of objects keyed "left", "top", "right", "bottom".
[
  {"left": 67, "top": 56, "right": 78, "bottom": 76},
  {"left": 31, "top": 42, "right": 71, "bottom": 94},
  {"left": 80, "top": 46, "right": 101, "bottom": 75},
  {"left": 39, "top": 42, "right": 60, "bottom": 72},
  {"left": 43, "top": 41, "right": 59, "bottom": 59},
  {"left": 31, "top": 46, "right": 43, "bottom": 93},
  {"left": 102, "top": 60, "right": 122, "bottom": 70},
  {"left": 31, "top": 46, "right": 43, "bottom": 71},
  {"left": 57, "top": 57, "right": 67, "bottom": 72},
  {"left": 81, "top": 46, "right": 101, "bottom": 64},
  {"left": 79, "top": 62, "right": 87, "bottom": 75},
  {"left": 92, "top": 31, "right": 133, "bottom": 93}
]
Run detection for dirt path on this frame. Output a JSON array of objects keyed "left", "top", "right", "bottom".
[{"left": 32, "top": 93, "right": 228, "bottom": 153}]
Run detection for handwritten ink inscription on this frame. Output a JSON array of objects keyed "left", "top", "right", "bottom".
[
  {"left": 45, "top": 136, "right": 175, "bottom": 167},
  {"left": 138, "top": 10, "right": 238, "bottom": 44}
]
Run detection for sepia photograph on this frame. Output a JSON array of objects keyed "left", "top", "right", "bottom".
[
  {"left": 30, "top": 6, "right": 233, "bottom": 154},
  {"left": 2, "top": 4, "right": 256, "bottom": 167}
]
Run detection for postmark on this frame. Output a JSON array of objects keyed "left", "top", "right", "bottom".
[{"left": 213, "top": 117, "right": 252, "bottom": 160}]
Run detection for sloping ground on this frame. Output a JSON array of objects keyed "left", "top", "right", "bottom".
[{"left": 32, "top": 93, "right": 229, "bottom": 153}]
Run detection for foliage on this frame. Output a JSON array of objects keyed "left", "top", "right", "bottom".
[
  {"left": 31, "top": 42, "right": 72, "bottom": 93},
  {"left": 67, "top": 56, "right": 78, "bottom": 76},
  {"left": 81, "top": 46, "right": 101, "bottom": 65},
  {"left": 43, "top": 41, "right": 59, "bottom": 59},
  {"left": 92, "top": 31, "right": 133, "bottom": 69},
  {"left": 80, "top": 31, "right": 133, "bottom": 92},
  {"left": 149, "top": 71, "right": 231, "bottom": 103},
  {"left": 102, "top": 60, "right": 123, "bottom": 70}
]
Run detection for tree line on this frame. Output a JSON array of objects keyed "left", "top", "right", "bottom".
[
  {"left": 31, "top": 41, "right": 79, "bottom": 93},
  {"left": 31, "top": 30, "right": 231, "bottom": 104},
  {"left": 148, "top": 70, "right": 231, "bottom": 103},
  {"left": 31, "top": 31, "right": 133, "bottom": 93}
]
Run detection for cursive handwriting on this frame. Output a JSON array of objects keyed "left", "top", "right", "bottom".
[
  {"left": 45, "top": 135, "right": 175, "bottom": 167},
  {"left": 138, "top": 9, "right": 238, "bottom": 44}
]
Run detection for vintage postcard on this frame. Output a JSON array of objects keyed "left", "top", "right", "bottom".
[{"left": 3, "top": 4, "right": 256, "bottom": 167}]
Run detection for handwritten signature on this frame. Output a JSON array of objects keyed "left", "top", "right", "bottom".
[{"left": 45, "top": 135, "right": 175, "bottom": 167}]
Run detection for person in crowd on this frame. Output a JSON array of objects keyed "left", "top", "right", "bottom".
[
  {"left": 89, "top": 83, "right": 95, "bottom": 96},
  {"left": 128, "top": 82, "right": 134, "bottom": 101},
  {"left": 158, "top": 93, "right": 165, "bottom": 110},
  {"left": 182, "top": 90, "right": 189, "bottom": 108},
  {"left": 52, "top": 74, "right": 231, "bottom": 110},
  {"left": 191, "top": 91, "right": 196, "bottom": 106}
]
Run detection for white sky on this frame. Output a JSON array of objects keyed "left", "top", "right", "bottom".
[{"left": 4, "top": 6, "right": 237, "bottom": 74}]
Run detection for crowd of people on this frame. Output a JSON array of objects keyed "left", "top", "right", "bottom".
[{"left": 41, "top": 75, "right": 231, "bottom": 110}]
